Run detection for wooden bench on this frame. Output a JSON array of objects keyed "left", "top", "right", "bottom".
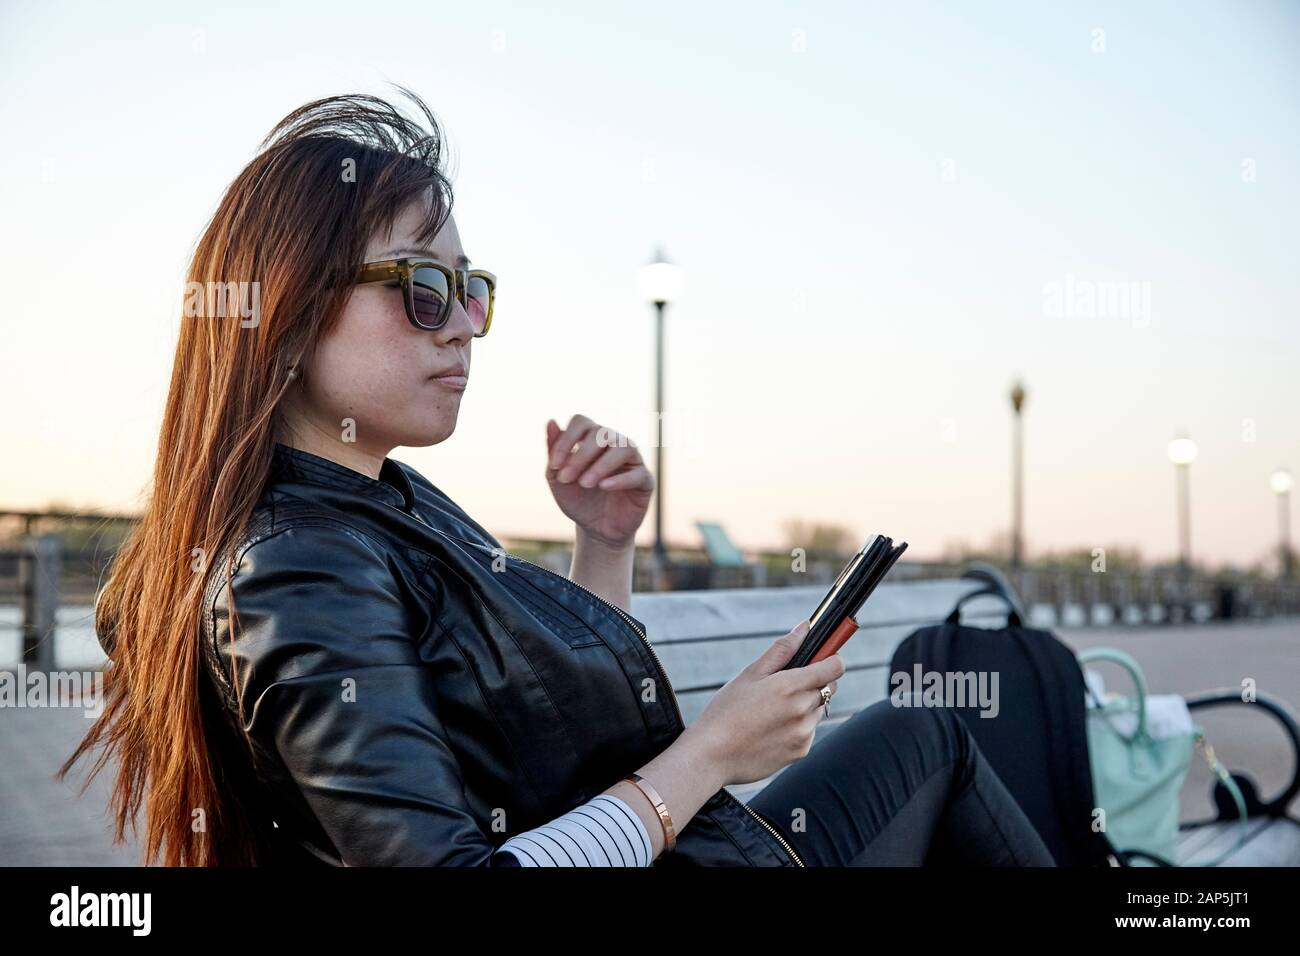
[{"left": 629, "top": 571, "right": 1300, "bottom": 866}]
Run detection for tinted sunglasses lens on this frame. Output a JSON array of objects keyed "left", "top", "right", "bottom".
[
  {"left": 466, "top": 275, "right": 492, "bottom": 334},
  {"left": 409, "top": 266, "right": 450, "bottom": 328}
]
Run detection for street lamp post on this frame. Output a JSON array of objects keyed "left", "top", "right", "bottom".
[
  {"left": 637, "top": 248, "right": 684, "bottom": 591},
  {"left": 1167, "top": 435, "right": 1198, "bottom": 617},
  {"left": 1009, "top": 381, "right": 1026, "bottom": 574},
  {"left": 1272, "top": 470, "right": 1294, "bottom": 580}
]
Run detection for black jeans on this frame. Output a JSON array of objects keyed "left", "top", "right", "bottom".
[{"left": 747, "top": 697, "right": 1056, "bottom": 866}]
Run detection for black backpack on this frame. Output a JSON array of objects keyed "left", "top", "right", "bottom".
[{"left": 888, "top": 576, "right": 1114, "bottom": 867}]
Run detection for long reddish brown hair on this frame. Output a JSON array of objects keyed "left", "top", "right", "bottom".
[{"left": 60, "top": 89, "right": 455, "bottom": 865}]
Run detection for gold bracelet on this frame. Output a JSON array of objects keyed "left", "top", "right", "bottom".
[{"left": 623, "top": 772, "right": 676, "bottom": 854}]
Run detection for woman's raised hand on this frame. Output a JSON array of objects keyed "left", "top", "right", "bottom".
[{"left": 545, "top": 414, "right": 654, "bottom": 549}]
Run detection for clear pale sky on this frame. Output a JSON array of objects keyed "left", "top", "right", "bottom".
[{"left": 1, "top": 0, "right": 1297, "bottom": 568}]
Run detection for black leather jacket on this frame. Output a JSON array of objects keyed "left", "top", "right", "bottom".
[{"left": 198, "top": 442, "right": 800, "bottom": 866}]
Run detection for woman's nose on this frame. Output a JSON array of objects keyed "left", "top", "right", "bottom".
[{"left": 435, "top": 295, "right": 477, "bottom": 344}]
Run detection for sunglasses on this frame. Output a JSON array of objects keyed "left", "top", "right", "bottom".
[{"left": 355, "top": 258, "right": 497, "bottom": 336}]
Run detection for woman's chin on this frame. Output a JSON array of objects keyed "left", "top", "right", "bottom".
[{"left": 401, "top": 416, "right": 458, "bottom": 448}]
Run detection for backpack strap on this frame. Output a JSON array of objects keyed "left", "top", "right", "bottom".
[
  {"left": 1012, "top": 625, "right": 1111, "bottom": 865},
  {"left": 946, "top": 585, "right": 1023, "bottom": 628}
]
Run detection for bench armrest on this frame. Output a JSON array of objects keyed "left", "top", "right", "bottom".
[{"left": 1185, "top": 689, "right": 1300, "bottom": 815}]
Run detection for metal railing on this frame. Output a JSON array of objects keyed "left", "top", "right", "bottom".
[{"left": 4, "top": 531, "right": 1297, "bottom": 669}]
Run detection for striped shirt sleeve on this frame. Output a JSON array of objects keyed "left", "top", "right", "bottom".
[{"left": 496, "top": 793, "right": 655, "bottom": 866}]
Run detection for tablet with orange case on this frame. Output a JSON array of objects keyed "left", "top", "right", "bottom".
[{"left": 783, "top": 534, "right": 908, "bottom": 670}]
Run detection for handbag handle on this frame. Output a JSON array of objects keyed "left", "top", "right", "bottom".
[
  {"left": 1077, "top": 647, "right": 1149, "bottom": 741},
  {"left": 945, "top": 585, "right": 1023, "bottom": 628},
  {"left": 1189, "top": 732, "right": 1250, "bottom": 867}
]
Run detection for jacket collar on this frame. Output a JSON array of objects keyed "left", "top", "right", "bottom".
[{"left": 269, "top": 442, "right": 416, "bottom": 512}]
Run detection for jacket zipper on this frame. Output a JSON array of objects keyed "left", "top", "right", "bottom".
[
  {"left": 731, "top": 795, "right": 805, "bottom": 867},
  {"left": 410, "top": 508, "right": 803, "bottom": 866}
]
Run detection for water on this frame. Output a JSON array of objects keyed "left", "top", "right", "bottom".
[{"left": 0, "top": 605, "right": 106, "bottom": 670}]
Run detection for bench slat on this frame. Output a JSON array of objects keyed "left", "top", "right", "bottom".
[
  {"left": 1178, "top": 817, "right": 1300, "bottom": 866},
  {"left": 631, "top": 580, "right": 1009, "bottom": 714}
]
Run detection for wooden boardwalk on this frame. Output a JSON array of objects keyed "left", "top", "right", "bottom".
[{"left": 1, "top": 704, "right": 137, "bottom": 865}]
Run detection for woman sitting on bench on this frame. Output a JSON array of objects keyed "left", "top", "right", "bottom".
[{"left": 68, "top": 90, "right": 1055, "bottom": 868}]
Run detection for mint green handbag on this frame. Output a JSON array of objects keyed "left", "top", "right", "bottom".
[{"left": 1077, "top": 648, "right": 1248, "bottom": 867}]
